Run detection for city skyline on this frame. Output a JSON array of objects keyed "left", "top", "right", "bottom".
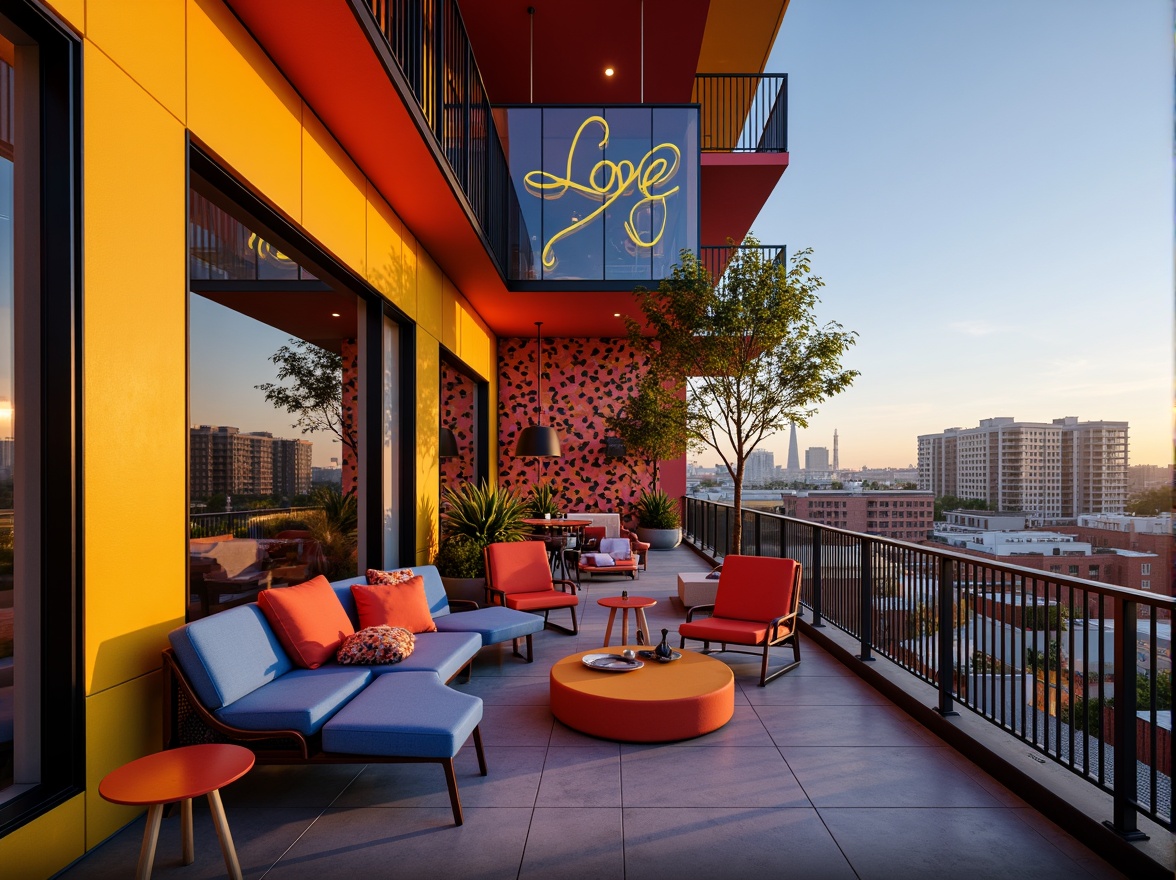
[{"left": 751, "top": 0, "right": 1171, "bottom": 471}]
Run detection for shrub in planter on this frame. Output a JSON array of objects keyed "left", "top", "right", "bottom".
[
  {"left": 433, "top": 535, "right": 485, "bottom": 579},
  {"left": 635, "top": 489, "right": 682, "bottom": 550}
]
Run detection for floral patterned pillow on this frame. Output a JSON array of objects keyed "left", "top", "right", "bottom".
[
  {"left": 366, "top": 567, "right": 415, "bottom": 585},
  {"left": 336, "top": 625, "right": 416, "bottom": 665}
]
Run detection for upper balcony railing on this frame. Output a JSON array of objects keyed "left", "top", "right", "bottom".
[
  {"left": 683, "top": 497, "right": 1174, "bottom": 838},
  {"left": 692, "top": 74, "right": 788, "bottom": 153}
]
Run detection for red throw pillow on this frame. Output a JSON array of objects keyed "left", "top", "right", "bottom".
[
  {"left": 351, "top": 575, "right": 438, "bottom": 634},
  {"left": 257, "top": 575, "right": 355, "bottom": 669}
]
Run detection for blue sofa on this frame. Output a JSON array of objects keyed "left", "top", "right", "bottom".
[{"left": 163, "top": 565, "right": 544, "bottom": 825}]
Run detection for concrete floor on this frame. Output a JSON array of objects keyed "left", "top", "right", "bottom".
[{"left": 57, "top": 546, "right": 1128, "bottom": 880}]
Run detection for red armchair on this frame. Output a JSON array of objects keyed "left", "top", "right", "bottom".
[
  {"left": 484, "top": 541, "right": 579, "bottom": 634},
  {"left": 620, "top": 528, "right": 650, "bottom": 571},
  {"left": 677, "top": 555, "right": 803, "bottom": 686}
]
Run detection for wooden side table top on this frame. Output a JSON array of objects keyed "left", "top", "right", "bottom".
[{"left": 99, "top": 744, "right": 255, "bottom": 806}]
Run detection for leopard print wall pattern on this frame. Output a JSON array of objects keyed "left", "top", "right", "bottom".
[
  {"left": 440, "top": 361, "right": 477, "bottom": 492},
  {"left": 341, "top": 339, "right": 359, "bottom": 495},
  {"left": 498, "top": 336, "right": 657, "bottom": 525}
]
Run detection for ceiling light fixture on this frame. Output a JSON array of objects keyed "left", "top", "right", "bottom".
[
  {"left": 604, "top": 67, "right": 615, "bottom": 77},
  {"left": 331, "top": 312, "right": 341, "bottom": 317},
  {"left": 514, "top": 321, "right": 561, "bottom": 459}
]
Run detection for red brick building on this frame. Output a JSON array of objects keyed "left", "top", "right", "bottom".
[{"left": 777, "top": 490, "right": 934, "bottom": 541}]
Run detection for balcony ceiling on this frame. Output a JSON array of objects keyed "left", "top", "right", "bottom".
[{"left": 223, "top": 0, "right": 789, "bottom": 339}]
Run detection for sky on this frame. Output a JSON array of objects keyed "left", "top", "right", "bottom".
[{"left": 745, "top": 0, "right": 1173, "bottom": 470}]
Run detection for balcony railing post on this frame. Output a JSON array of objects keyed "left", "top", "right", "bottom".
[
  {"left": 810, "top": 527, "right": 824, "bottom": 628},
  {"left": 858, "top": 538, "right": 874, "bottom": 661},
  {"left": 1105, "top": 595, "right": 1148, "bottom": 840},
  {"left": 936, "top": 556, "right": 958, "bottom": 716},
  {"left": 753, "top": 513, "right": 762, "bottom": 556}
]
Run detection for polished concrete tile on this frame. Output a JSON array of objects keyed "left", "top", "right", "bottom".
[
  {"left": 781, "top": 745, "right": 1003, "bottom": 808},
  {"left": 535, "top": 746, "right": 621, "bottom": 807},
  {"left": 739, "top": 667, "right": 891, "bottom": 705},
  {"left": 620, "top": 745, "right": 809, "bottom": 808},
  {"left": 477, "top": 703, "right": 554, "bottom": 747},
  {"left": 519, "top": 808, "right": 624, "bottom": 880},
  {"left": 757, "top": 701, "right": 939, "bottom": 748},
  {"left": 617, "top": 704, "right": 773, "bottom": 749},
  {"left": 453, "top": 675, "right": 552, "bottom": 705},
  {"left": 216, "top": 763, "right": 363, "bottom": 809},
  {"left": 623, "top": 807, "right": 857, "bottom": 880},
  {"left": 820, "top": 806, "right": 1104, "bottom": 880}
]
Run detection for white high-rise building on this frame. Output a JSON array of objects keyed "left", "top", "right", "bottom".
[
  {"left": 916, "top": 417, "right": 1128, "bottom": 520},
  {"left": 805, "top": 446, "right": 829, "bottom": 472},
  {"left": 746, "top": 448, "right": 775, "bottom": 486}
]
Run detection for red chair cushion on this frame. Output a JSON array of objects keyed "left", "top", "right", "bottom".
[
  {"left": 486, "top": 541, "right": 557, "bottom": 594},
  {"left": 505, "top": 591, "right": 579, "bottom": 612},
  {"left": 679, "top": 616, "right": 790, "bottom": 646},
  {"left": 713, "top": 556, "right": 798, "bottom": 623}
]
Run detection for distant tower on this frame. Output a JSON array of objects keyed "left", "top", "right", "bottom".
[
  {"left": 786, "top": 423, "right": 800, "bottom": 472},
  {"left": 833, "top": 429, "right": 840, "bottom": 474}
]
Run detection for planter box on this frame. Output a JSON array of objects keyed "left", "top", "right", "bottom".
[{"left": 637, "top": 527, "right": 682, "bottom": 550}]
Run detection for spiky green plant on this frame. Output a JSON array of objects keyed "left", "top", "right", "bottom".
[
  {"left": 526, "top": 481, "right": 562, "bottom": 518},
  {"left": 441, "top": 481, "right": 528, "bottom": 548},
  {"left": 635, "top": 489, "right": 681, "bottom": 530}
]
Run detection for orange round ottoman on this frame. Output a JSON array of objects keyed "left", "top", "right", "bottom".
[{"left": 550, "top": 648, "right": 734, "bottom": 742}]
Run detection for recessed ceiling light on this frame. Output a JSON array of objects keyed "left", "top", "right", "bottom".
[
  {"left": 331, "top": 312, "right": 341, "bottom": 317},
  {"left": 604, "top": 67, "right": 615, "bottom": 77},
  {"left": 614, "top": 313, "right": 621, "bottom": 317}
]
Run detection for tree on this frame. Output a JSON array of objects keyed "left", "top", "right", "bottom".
[
  {"left": 933, "top": 494, "right": 993, "bottom": 520},
  {"left": 626, "top": 239, "right": 858, "bottom": 555},
  {"left": 1126, "top": 486, "right": 1173, "bottom": 516},
  {"left": 255, "top": 338, "right": 356, "bottom": 456},
  {"left": 606, "top": 376, "right": 688, "bottom": 492}
]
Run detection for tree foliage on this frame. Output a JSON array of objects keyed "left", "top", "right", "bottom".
[
  {"left": 605, "top": 376, "right": 688, "bottom": 492},
  {"left": 255, "top": 338, "right": 356, "bottom": 455},
  {"left": 933, "top": 494, "right": 993, "bottom": 520},
  {"left": 625, "top": 239, "right": 858, "bottom": 554},
  {"left": 1126, "top": 486, "right": 1173, "bottom": 516}
]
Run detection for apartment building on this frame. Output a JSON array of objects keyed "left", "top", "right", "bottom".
[
  {"left": 189, "top": 425, "right": 312, "bottom": 500},
  {"left": 778, "top": 490, "right": 935, "bottom": 541},
  {"left": 917, "top": 416, "right": 1129, "bottom": 520}
]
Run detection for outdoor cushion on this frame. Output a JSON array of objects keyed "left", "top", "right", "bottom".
[
  {"left": 331, "top": 566, "right": 451, "bottom": 625},
  {"left": 598, "top": 538, "right": 632, "bottom": 560},
  {"left": 366, "top": 567, "right": 415, "bottom": 585},
  {"left": 214, "top": 666, "right": 371, "bottom": 735},
  {"left": 585, "top": 553, "right": 615, "bottom": 567},
  {"left": 168, "top": 604, "right": 293, "bottom": 710},
  {"left": 258, "top": 575, "right": 355, "bottom": 669},
  {"left": 713, "top": 556, "right": 799, "bottom": 623},
  {"left": 677, "top": 616, "right": 774, "bottom": 646},
  {"left": 336, "top": 626, "right": 416, "bottom": 665},
  {"left": 366, "top": 630, "right": 481, "bottom": 681},
  {"left": 352, "top": 576, "right": 438, "bottom": 633},
  {"left": 433, "top": 605, "right": 543, "bottom": 645},
  {"left": 504, "top": 591, "right": 582, "bottom": 612},
  {"left": 323, "top": 672, "right": 482, "bottom": 759}
]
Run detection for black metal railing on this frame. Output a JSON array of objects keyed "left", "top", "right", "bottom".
[
  {"left": 190, "top": 506, "right": 320, "bottom": 540},
  {"left": 693, "top": 74, "right": 788, "bottom": 153},
  {"left": 363, "top": 0, "right": 516, "bottom": 273},
  {"left": 683, "top": 496, "right": 1174, "bottom": 835},
  {"left": 699, "top": 244, "right": 786, "bottom": 288}
]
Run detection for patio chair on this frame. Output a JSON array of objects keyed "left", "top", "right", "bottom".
[
  {"left": 484, "top": 541, "right": 579, "bottom": 634},
  {"left": 677, "top": 555, "right": 803, "bottom": 686},
  {"left": 577, "top": 537, "right": 639, "bottom": 581},
  {"left": 620, "top": 527, "right": 650, "bottom": 571}
]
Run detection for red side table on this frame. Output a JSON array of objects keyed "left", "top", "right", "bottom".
[
  {"left": 597, "top": 595, "right": 656, "bottom": 647},
  {"left": 99, "top": 743, "right": 254, "bottom": 880}
]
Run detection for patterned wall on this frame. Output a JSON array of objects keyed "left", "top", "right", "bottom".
[
  {"left": 498, "top": 336, "right": 656, "bottom": 526},
  {"left": 341, "top": 339, "right": 358, "bottom": 495},
  {"left": 440, "top": 361, "right": 477, "bottom": 494}
]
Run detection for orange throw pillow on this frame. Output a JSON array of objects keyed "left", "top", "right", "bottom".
[
  {"left": 351, "top": 576, "right": 438, "bottom": 634},
  {"left": 257, "top": 575, "right": 355, "bottom": 669}
]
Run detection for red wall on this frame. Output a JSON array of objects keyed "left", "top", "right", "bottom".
[{"left": 497, "top": 335, "right": 684, "bottom": 526}]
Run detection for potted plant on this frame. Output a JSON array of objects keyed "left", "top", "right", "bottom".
[
  {"left": 634, "top": 489, "right": 682, "bottom": 550},
  {"left": 435, "top": 481, "right": 528, "bottom": 603},
  {"left": 527, "top": 481, "right": 562, "bottom": 519}
]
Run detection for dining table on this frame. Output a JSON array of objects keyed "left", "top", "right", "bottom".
[{"left": 521, "top": 518, "right": 592, "bottom": 580}]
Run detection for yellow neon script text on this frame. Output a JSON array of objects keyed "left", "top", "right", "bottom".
[
  {"left": 524, "top": 116, "right": 680, "bottom": 270},
  {"left": 246, "top": 232, "right": 293, "bottom": 263}
]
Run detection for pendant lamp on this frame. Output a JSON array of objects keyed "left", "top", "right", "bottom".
[
  {"left": 439, "top": 427, "right": 459, "bottom": 458},
  {"left": 515, "top": 321, "right": 562, "bottom": 457}
]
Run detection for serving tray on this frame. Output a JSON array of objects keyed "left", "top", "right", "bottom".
[{"left": 582, "top": 653, "right": 644, "bottom": 672}]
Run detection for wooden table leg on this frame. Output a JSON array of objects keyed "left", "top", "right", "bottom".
[
  {"left": 635, "top": 608, "right": 650, "bottom": 646},
  {"left": 207, "top": 789, "right": 244, "bottom": 880},
  {"left": 180, "top": 797, "right": 194, "bottom": 865},
  {"left": 136, "top": 803, "right": 163, "bottom": 880},
  {"left": 602, "top": 608, "right": 617, "bottom": 647},
  {"left": 620, "top": 608, "right": 631, "bottom": 645}
]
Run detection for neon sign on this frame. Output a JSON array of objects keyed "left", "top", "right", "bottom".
[
  {"left": 246, "top": 232, "right": 293, "bottom": 264},
  {"left": 523, "top": 115, "right": 680, "bottom": 270}
]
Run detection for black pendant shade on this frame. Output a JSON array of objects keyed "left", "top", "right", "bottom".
[
  {"left": 439, "top": 427, "right": 459, "bottom": 458},
  {"left": 515, "top": 320, "right": 562, "bottom": 458}
]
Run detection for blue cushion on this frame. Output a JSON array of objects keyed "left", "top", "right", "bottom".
[
  {"left": 329, "top": 576, "right": 366, "bottom": 628},
  {"left": 322, "top": 672, "right": 482, "bottom": 759},
  {"left": 434, "top": 606, "right": 543, "bottom": 645},
  {"left": 169, "top": 605, "right": 292, "bottom": 709},
  {"left": 367, "top": 631, "right": 481, "bottom": 681},
  {"left": 214, "top": 666, "right": 372, "bottom": 735}
]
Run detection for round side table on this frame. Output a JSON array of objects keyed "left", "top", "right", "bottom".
[
  {"left": 596, "top": 595, "right": 656, "bottom": 647},
  {"left": 99, "top": 743, "right": 254, "bottom": 880}
]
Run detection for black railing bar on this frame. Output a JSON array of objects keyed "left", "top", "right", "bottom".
[{"left": 1148, "top": 618, "right": 1158, "bottom": 816}]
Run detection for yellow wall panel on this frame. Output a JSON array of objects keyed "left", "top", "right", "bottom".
[
  {"left": 43, "top": 0, "right": 84, "bottom": 33},
  {"left": 365, "top": 188, "right": 410, "bottom": 315},
  {"left": 88, "top": 0, "right": 186, "bottom": 121},
  {"left": 302, "top": 110, "right": 366, "bottom": 274},
  {"left": 458, "top": 306, "right": 491, "bottom": 380},
  {"left": 416, "top": 251, "right": 443, "bottom": 341},
  {"left": 440, "top": 276, "right": 459, "bottom": 352},
  {"left": 83, "top": 49, "right": 188, "bottom": 694},
  {"left": 415, "top": 329, "right": 439, "bottom": 564},
  {"left": 0, "top": 793, "right": 85, "bottom": 878},
  {"left": 84, "top": 672, "right": 164, "bottom": 849},
  {"left": 400, "top": 231, "right": 419, "bottom": 318},
  {"left": 187, "top": 0, "right": 302, "bottom": 221}
]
